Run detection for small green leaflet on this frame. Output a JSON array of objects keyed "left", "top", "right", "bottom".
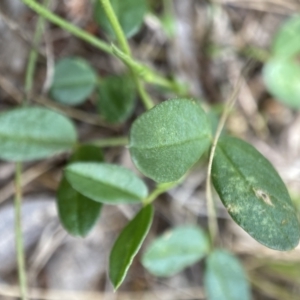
[
  {"left": 97, "top": 75, "right": 136, "bottom": 124},
  {"left": 272, "top": 15, "right": 300, "bottom": 58},
  {"left": 109, "top": 205, "right": 153, "bottom": 290},
  {"left": 65, "top": 162, "right": 148, "bottom": 204},
  {"left": 50, "top": 57, "right": 97, "bottom": 105},
  {"left": 57, "top": 145, "right": 104, "bottom": 237},
  {"left": 57, "top": 178, "right": 102, "bottom": 237},
  {"left": 204, "top": 250, "right": 251, "bottom": 300},
  {"left": 212, "top": 137, "right": 300, "bottom": 250},
  {"left": 94, "top": 0, "right": 147, "bottom": 38},
  {"left": 0, "top": 106, "right": 77, "bottom": 162},
  {"left": 142, "top": 225, "right": 210, "bottom": 277},
  {"left": 129, "top": 99, "right": 212, "bottom": 183},
  {"left": 263, "top": 57, "right": 300, "bottom": 109}
]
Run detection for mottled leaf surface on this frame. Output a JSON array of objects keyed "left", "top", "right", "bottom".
[
  {"left": 204, "top": 250, "right": 251, "bottom": 300},
  {"left": 97, "top": 75, "right": 136, "bottom": 123},
  {"left": 51, "top": 57, "right": 97, "bottom": 105},
  {"left": 142, "top": 225, "right": 209, "bottom": 277},
  {"left": 65, "top": 163, "right": 148, "bottom": 204},
  {"left": 109, "top": 205, "right": 153, "bottom": 290},
  {"left": 212, "top": 137, "right": 300, "bottom": 250},
  {"left": 129, "top": 99, "right": 211, "bottom": 183},
  {"left": 94, "top": 0, "right": 147, "bottom": 38},
  {"left": 57, "top": 145, "right": 103, "bottom": 237},
  {"left": 0, "top": 107, "right": 77, "bottom": 162},
  {"left": 263, "top": 57, "right": 300, "bottom": 109}
]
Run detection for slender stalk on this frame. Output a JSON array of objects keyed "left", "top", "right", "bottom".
[
  {"left": 88, "top": 136, "right": 128, "bottom": 147},
  {"left": 14, "top": 162, "right": 28, "bottom": 300},
  {"left": 205, "top": 60, "right": 254, "bottom": 246},
  {"left": 99, "top": 0, "right": 154, "bottom": 110},
  {"left": 99, "top": 0, "right": 131, "bottom": 55},
  {"left": 21, "top": 0, "right": 112, "bottom": 54},
  {"left": 25, "top": 0, "right": 51, "bottom": 104},
  {"left": 143, "top": 181, "right": 179, "bottom": 206}
]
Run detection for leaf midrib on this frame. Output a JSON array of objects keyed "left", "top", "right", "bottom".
[
  {"left": 0, "top": 132, "right": 75, "bottom": 147},
  {"left": 130, "top": 134, "right": 210, "bottom": 151},
  {"left": 67, "top": 169, "right": 143, "bottom": 201}
]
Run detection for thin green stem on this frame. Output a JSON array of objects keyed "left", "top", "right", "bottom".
[
  {"left": 25, "top": 0, "right": 51, "bottom": 105},
  {"left": 206, "top": 60, "right": 254, "bottom": 246},
  {"left": 99, "top": 0, "right": 131, "bottom": 55},
  {"left": 21, "top": 0, "right": 112, "bottom": 54},
  {"left": 99, "top": 0, "right": 154, "bottom": 110},
  {"left": 88, "top": 136, "right": 128, "bottom": 147},
  {"left": 14, "top": 162, "right": 28, "bottom": 300},
  {"left": 143, "top": 181, "right": 179, "bottom": 206}
]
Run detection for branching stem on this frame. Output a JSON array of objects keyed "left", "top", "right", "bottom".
[{"left": 98, "top": 0, "right": 154, "bottom": 110}]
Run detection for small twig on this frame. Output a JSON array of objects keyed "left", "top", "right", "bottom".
[
  {"left": 25, "top": 0, "right": 51, "bottom": 104},
  {"left": 0, "top": 159, "right": 55, "bottom": 205},
  {"left": 0, "top": 9, "right": 45, "bottom": 57},
  {"left": 14, "top": 163, "right": 28, "bottom": 300},
  {"left": 0, "top": 73, "right": 113, "bottom": 128}
]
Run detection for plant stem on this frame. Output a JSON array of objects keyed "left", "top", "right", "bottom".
[
  {"left": 88, "top": 136, "right": 128, "bottom": 147},
  {"left": 99, "top": 0, "right": 154, "bottom": 110},
  {"left": 99, "top": 0, "right": 131, "bottom": 55},
  {"left": 205, "top": 62, "right": 252, "bottom": 246},
  {"left": 14, "top": 162, "right": 28, "bottom": 300},
  {"left": 25, "top": 0, "right": 51, "bottom": 104},
  {"left": 143, "top": 181, "right": 179, "bottom": 206},
  {"left": 21, "top": 0, "right": 112, "bottom": 54}
]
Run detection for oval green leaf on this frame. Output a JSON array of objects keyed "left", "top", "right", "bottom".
[
  {"left": 0, "top": 106, "right": 77, "bottom": 162},
  {"left": 65, "top": 162, "right": 148, "bottom": 204},
  {"left": 129, "top": 99, "right": 212, "bottom": 183},
  {"left": 204, "top": 250, "right": 251, "bottom": 300},
  {"left": 94, "top": 0, "right": 147, "bottom": 38},
  {"left": 97, "top": 75, "right": 136, "bottom": 124},
  {"left": 263, "top": 56, "right": 300, "bottom": 109},
  {"left": 57, "top": 145, "right": 104, "bottom": 237},
  {"left": 57, "top": 178, "right": 102, "bottom": 237},
  {"left": 212, "top": 137, "right": 300, "bottom": 250},
  {"left": 50, "top": 57, "right": 97, "bottom": 105},
  {"left": 109, "top": 205, "right": 153, "bottom": 290},
  {"left": 141, "top": 225, "right": 210, "bottom": 277},
  {"left": 272, "top": 15, "right": 300, "bottom": 57}
]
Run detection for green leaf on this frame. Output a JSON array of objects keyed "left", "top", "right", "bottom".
[
  {"left": 57, "top": 145, "right": 104, "bottom": 237},
  {"left": 263, "top": 56, "right": 300, "bottom": 109},
  {"left": 0, "top": 106, "right": 77, "bottom": 162},
  {"left": 129, "top": 99, "right": 212, "bottom": 183},
  {"left": 141, "top": 225, "right": 210, "bottom": 277},
  {"left": 65, "top": 162, "right": 148, "bottom": 204},
  {"left": 109, "top": 205, "right": 153, "bottom": 290},
  {"left": 50, "top": 57, "right": 97, "bottom": 105},
  {"left": 70, "top": 144, "right": 104, "bottom": 162},
  {"left": 212, "top": 137, "right": 300, "bottom": 250},
  {"left": 272, "top": 15, "right": 300, "bottom": 58},
  {"left": 204, "top": 250, "right": 251, "bottom": 300},
  {"left": 97, "top": 75, "right": 136, "bottom": 123},
  {"left": 57, "top": 178, "right": 102, "bottom": 237},
  {"left": 94, "top": 0, "right": 147, "bottom": 38}
]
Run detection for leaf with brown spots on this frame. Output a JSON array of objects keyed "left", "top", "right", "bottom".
[{"left": 212, "top": 137, "right": 300, "bottom": 251}]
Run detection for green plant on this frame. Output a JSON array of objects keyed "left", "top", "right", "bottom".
[{"left": 4, "top": 1, "right": 300, "bottom": 299}]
